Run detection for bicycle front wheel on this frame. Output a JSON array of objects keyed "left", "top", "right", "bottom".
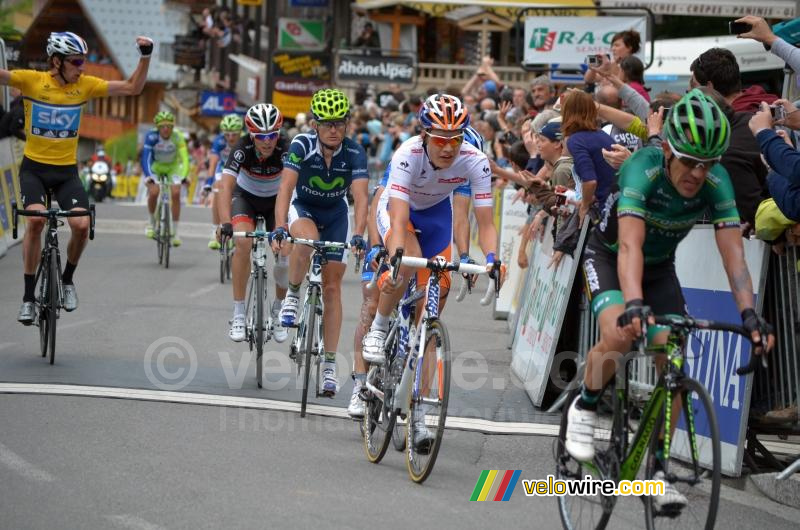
[
  {"left": 47, "top": 250, "right": 58, "bottom": 365},
  {"left": 219, "top": 249, "right": 225, "bottom": 284},
  {"left": 162, "top": 204, "right": 170, "bottom": 269},
  {"left": 255, "top": 268, "right": 265, "bottom": 389},
  {"left": 38, "top": 266, "right": 49, "bottom": 358},
  {"left": 363, "top": 364, "right": 395, "bottom": 463},
  {"left": 644, "top": 377, "right": 720, "bottom": 530},
  {"left": 300, "top": 295, "right": 317, "bottom": 418},
  {"left": 406, "top": 319, "right": 450, "bottom": 484}
]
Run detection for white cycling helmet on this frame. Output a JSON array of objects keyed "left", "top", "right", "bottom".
[
  {"left": 245, "top": 104, "right": 283, "bottom": 134},
  {"left": 47, "top": 32, "right": 88, "bottom": 57}
]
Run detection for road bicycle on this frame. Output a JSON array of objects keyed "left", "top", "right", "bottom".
[
  {"left": 219, "top": 234, "right": 232, "bottom": 283},
  {"left": 153, "top": 173, "right": 173, "bottom": 268},
  {"left": 362, "top": 248, "right": 499, "bottom": 483},
  {"left": 283, "top": 236, "right": 352, "bottom": 418},
  {"left": 555, "top": 311, "right": 761, "bottom": 530},
  {"left": 232, "top": 216, "right": 275, "bottom": 389},
  {"left": 12, "top": 197, "right": 95, "bottom": 365}
]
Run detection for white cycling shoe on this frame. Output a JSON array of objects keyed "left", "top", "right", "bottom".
[
  {"left": 361, "top": 328, "right": 387, "bottom": 365},
  {"left": 565, "top": 395, "right": 597, "bottom": 462},
  {"left": 271, "top": 301, "right": 288, "bottom": 343},
  {"left": 229, "top": 314, "right": 246, "bottom": 342}
]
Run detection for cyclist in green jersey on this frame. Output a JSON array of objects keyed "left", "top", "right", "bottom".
[{"left": 565, "top": 89, "right": 775, "bottom": 510}]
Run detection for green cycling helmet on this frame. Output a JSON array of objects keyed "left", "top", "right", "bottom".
[
  {"left": 310, "top": 89, "right": 350, "bottom": 121},
  {"left": 664, "top": 88, "right": 730, "bottom": 160},
  {"left": 154, "top": 110, "right": 175, "bottom": 126},
  {"left": 220, "top": 113, "right": 243, "bottom": 132}
]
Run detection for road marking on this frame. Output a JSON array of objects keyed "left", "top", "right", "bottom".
[
  {"left": 188, "top": 284, "right": 218, "bottom": 299},
  {"left": 0, "top": 441, "right": 56, "bottom": 482},
  {"left": 0, "top": 382, "right": 557, "bottom": 436},
  {"left": 106, "top": 515, "right": 167, "bottom": 530}
]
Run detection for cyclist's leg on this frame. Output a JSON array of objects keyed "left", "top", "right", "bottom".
[
  {"left": 208, "top": 175, "right": 222, "bottom": 248},
  {"left": 280, "top": 200, "right": 319, "bottom": 326},
  {"left": 146, "top": 179, "right": 159, "bottom": 234},
  {"left": 229, "top": 191, "right": 255, "bottom": 341},
  {"left": 18, "top": 159, "right": 48, "bottom": 319},
  {"left": 411, "top": 199, "right": 454, "bottom": 315},
  {"left": 53, "top": 169, "right": 91, "bottom": 270}
]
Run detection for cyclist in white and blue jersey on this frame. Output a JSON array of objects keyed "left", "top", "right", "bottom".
[
  {"left": 346, "top": 124, "right": 485, "bottom": 418},
  {"left": 272, "top": 89, "right": 369, "bottom": 398}
]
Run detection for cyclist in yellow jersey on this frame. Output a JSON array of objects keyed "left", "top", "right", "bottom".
[{"left": 0, "top": 31, "right": 153, "bottom": 324}]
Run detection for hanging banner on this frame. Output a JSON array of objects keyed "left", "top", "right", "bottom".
[
  {"left": 598, "top": 0, "right": 795, "bottom": 19},
  {"left": 199, "top": 91, "right": 237, "bottom": 117},
  {"left": 272, "top": 53, "right": 331, "bottom": 119},
  {"left": 278, "top": 18, "right": 326, "bottom": 50},
  {"left": 523, "top": 16, "right": 647, "bottom": 66},
  {"left": 334, "top": 50, "right": 416, "bottom": 87}
]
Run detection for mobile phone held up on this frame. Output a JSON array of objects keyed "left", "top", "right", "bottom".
[
  {"left": 586, "top": 55, "right": 600, "bottom": 67},
  {"left": 770, "top": 105, "right": 786, "bottom": 121},
  {"left": 729, "top": 21, "right": 752, "bottom": 35}
]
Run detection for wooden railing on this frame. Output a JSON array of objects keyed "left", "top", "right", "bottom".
[
  {"left": 79, "top": 114, "right": 136, "bottom": 141},
  {"left": 416, "top": 62, "right": 532, "bottom": 91}
]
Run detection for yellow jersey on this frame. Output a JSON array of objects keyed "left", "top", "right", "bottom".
[{"left": 8, "top": 70, "right": 109, "bottom": 166}]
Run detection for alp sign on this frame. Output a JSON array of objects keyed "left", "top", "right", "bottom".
[
  {"left": 335, "top": 51, "right": 416, "bottom": 87},
  {"left": 200, "top": 91, "right": 237, "bottom": 117}
]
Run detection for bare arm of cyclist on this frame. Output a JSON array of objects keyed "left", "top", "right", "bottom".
[
  {"left": 218, "top": 173, "right": 235, "bottom": 225},
  {"left": 617, "top": 216, "right": 646, "bottom": 338},
  {"left": 715, "top": 227, "right": 755, "bottom": 312},
  {"left": 0, "top": 69, "right": 10, "bottom": 85},
  {"left": 351, "top": 178, "right": 369, "bottom": 243},
  {"left": 107, "top": 37, "right": 152, "bottom": 96},
  {"left": 367, "top": 186, "right": 383, "bottom": 246},
  {"left": 386, "top": 196, "right": 410, "bottom": 255}
]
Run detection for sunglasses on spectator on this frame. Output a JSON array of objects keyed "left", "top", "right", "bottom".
[
  {"left": 67, "top": 58, "right": 85, "bottom": 67},
  {"left": 251, "top": 131, "right": 280, "bottom": 141},
  {"left": 672, "top": 149, "right": 720, "bottom": 170},
  {"left": 317, "top": 120, "right": 347, "bottom": 131},
  {"left": 426, "top": 132, "right": 464, "bottom": 148}
]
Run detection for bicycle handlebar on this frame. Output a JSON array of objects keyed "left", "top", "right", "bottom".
[
  {"left": 12, "top": 201, "right": 95, "bottom": 240},
  {"left": 390, "top": 252, "right": 497, "bottom": 306},
  {"left": 641, "top": 312, "right": 766, "bottom": 376},
  {"left": 286, "top": 236, "right": 351, "bottom": 250}
]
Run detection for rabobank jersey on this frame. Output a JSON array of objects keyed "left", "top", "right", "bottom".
[
  {"left": 283, "top": 133, "right": 368, "bottom": 208},
  {"left": 211, "top": 133, "right": 236, "bottom": 176},
  {"left": 9, "top": 70, "right": 109, "bottom": 165},
  {"left": 384, "top": 136, "right": 493, "bottom": 211},
  {"left": 222, "top": 135, "right": 284, "bottom": 197}
]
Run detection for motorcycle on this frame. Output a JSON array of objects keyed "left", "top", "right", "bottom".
[{"left": 88, "top": 160, "right": 113, "bottom": 202}]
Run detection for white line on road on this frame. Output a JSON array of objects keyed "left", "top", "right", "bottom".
[
  {"left": 0, "top": 441, "right": 56, "bottom": 483},
  {"left": 106, "top": 515, "right": 167, "bottom": 530},
  {"left": 187, "top": 284, "right": 218, "bottom": 299},
  {"left": 0, "top": 382, "right": 556, "bottom": 436}
]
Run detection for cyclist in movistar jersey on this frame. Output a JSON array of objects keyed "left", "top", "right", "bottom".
[
  {"left": 361, "top": 94, "right": 505, "bottom": 450},
  {"left": 272, "top": 89, "right": 369, "bottom": 398},
  {"left": 218, "top": 104, "right": 289, "bottom": 343},
  {"left": 142, "top": 111, "right": 190, "bottom": 246},
  {"left": 207, "top": 113, "right": 243, "bottom": 250},
  {"left": 565, "top": 89, "right": 775, "bottom": 510},
  {"left": 0, "top": 31, "right": 153, "bottom": 324}
]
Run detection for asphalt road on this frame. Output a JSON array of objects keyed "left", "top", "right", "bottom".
[{"left": 1, "top": 202, "right": 798, "bottom": 529}]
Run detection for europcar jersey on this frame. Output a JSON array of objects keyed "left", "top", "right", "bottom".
[
  {"left": 384, "top": 136, "right": 493, "bottom": 211},
  {"left": 9, "top": 70, "right": 109, "bottom": 165},
  {"left": 594, "top": 146, "right": 740, "bottom": 264},
  {"left": 211, "top": 133, "right": 237, "bottom": 176},
  {"left": 282, "top": 133, "right": 368, "bottom": 208},
  {"left": 222, "top": 135, "right": 285, "bottom": 197}
]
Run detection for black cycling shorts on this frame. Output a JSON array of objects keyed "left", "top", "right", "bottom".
[
  {"left": 19, "top": 156, "right": 89, "bottom": 209},
  {"left": 582, "top": 232, "right": 687, "bottom": 318},
  {"left": 231, "top": 185, "right": 276, "bottom": 229}
]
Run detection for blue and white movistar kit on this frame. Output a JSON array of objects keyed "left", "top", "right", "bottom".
[
  {"left": 377, "top": 136, "right": 492, "bottom": 260},
  {"left": 283, "top": 132, "right": 368, "bottom": 261}
]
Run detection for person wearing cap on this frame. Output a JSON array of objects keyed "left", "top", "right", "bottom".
[{"left": 1, "top": 31, "right": 153, "bottom": 324}]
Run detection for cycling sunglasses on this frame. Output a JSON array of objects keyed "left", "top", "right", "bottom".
[
  {"left": 67, "top": 58, "right": 85, "bottom": 67},
  {"left": 672, "top": 149, "right": 720, "bottom": 170},
  {"left": 426, "top": 131, "right": 464, "bottom": 149},
  {"left": 251, "top": 131, "right": 280, "bottom": 141}
]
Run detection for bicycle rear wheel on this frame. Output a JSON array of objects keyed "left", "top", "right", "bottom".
[
  {"left": 406, "top": 320, "right": 450, "bottom": 484},
  {"left": 300, "top": 295, "right": 316, "bottom": 418},
  {"left": 363, "top": 364, "right": 395, "bottom": 463},
  {"left": 255, "top": 268, "right": 265, "bottom": 389},
  {"left": 644, "top": 377, "right": 720, "bottom": 530},
  {"left": 47, "top": 251, "right": 58, "bottom": 365},
  {"left": 38, "top": 266, "right": 49, "bottom": 358}
]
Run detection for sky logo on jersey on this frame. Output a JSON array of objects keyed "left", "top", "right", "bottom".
[
  {"left": 309, "top": 175, "right": 345, "bottom": 191},
  {"left": 31, "top": 102, "right": 81, "bottom": 138}
]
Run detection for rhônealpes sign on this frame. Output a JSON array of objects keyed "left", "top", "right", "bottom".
[{"left": 334, "top": 50, "right": 416, "bottom": 87}]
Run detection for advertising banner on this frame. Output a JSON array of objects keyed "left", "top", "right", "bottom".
[
  {"left": 495, "top": 187, "right": 532, "bottom": 319},
  {"left": 279, "top": 19, "right": 326, "bottom": 50},
  {"left": 199, "top": 91, "right": 237, "bottom": 117},
  {"left": 334, "top": 50, "right": 416, "bottom": 86},
  {"left": 272, "top": 53, "right": 331, "bottom": 119},
  {"left": 523, "top": 16, "right": 647, "bottom": 66}
]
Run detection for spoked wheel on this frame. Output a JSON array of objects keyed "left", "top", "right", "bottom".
[
  {"left": 406, "top": 320, "right": 451, "bottom": 484},
  {"left": 644, "top": 378, "right": 720, "bottom": 530},
  {"left": 392, "top": 416, "right": 406, "bottom": 452},
  {"left": 156, "top": 220, "right": 164, "bottom": 265},
  {"left": 162, "top": 208, "right": 170, "bottom": 269},
  {"left": 299, "top": 303, "right": 315, "bottom": 418},
  {"left": 225, "top": 246, "right": 232, "bottom": 280},
  {"left": 363, "top": 365, "right": 395, "bottom": 463},
  {"left": 47, "top": 251, "right": 59, "bottom": 365},
  {"left": 255, "top": 269, "right": 265, "bottom": 389},
  {"left": 555, "top": 388, "right": 615, "bottom": 530},
  {"left": 38, "top": 273, "right": 49, "bottom": 358},
  {"left": 219, "top": 249, "right": 225, "bottom": 284}
]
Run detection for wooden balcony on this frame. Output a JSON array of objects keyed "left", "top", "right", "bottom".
[
  {"left": 79, "top": 114, "right": 136, "bottom": 142},
  {"left": 417, "top": 62, "right": 532, "bottom": 92}
]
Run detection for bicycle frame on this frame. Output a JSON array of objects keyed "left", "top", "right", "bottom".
[{"left": 295, "top": 250, "right": 325, "bottom": 361}]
